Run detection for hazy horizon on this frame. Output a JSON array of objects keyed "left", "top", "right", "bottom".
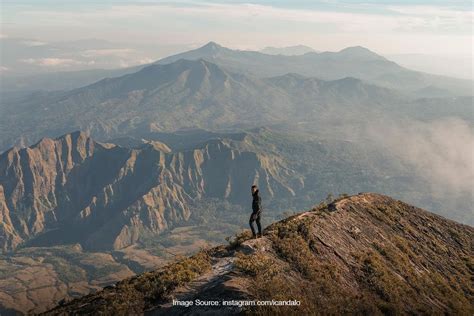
[
  {"left": 1, "top": 0, "right": 472, "bottom": 79},
  {"left": 1, "top": 37, "right": 473, "bottom": 79}
]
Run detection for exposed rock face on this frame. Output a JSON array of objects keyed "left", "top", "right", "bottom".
[
  {"left": 0, "top": 132, "right": 296, "bottom": 252},
  {"left": 44, "top": 193, "right": 474, "bottom": 315},
  {"left": 0, "top": 184, "right": 22, "bottom": 251},
  {"left": 0, "top": 131, "right": 96, "bottom": 251}
]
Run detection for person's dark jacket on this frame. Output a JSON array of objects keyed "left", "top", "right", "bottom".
[{"left": 252, "top": 190, "right": 262, "bottom": 213}]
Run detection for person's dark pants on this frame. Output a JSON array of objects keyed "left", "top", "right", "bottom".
[{"left": 249, "top": 211, "right": 262, "bottom": 236}]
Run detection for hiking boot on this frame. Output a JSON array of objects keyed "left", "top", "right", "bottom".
[
  {"left": 252, "top": 234, "right": 257, "bottom": 239},
  {"left": 257, "top": 233, "right": 263, "bottom": 238}
]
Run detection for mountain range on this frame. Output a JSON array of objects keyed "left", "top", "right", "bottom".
[
  {"left": 2, "top": 42, "right": 472, "bottom": 96},
  {"left": 0, "top": 58, "right": 397, "bottom": 151},
  {"left": 0, "top": 129, "right": 387, "bottom": 253},
  {"left": 154, "top": 42, "right": 473, "bottom": 95},
  {"left": 2, "top": 57, "right": 472, "bottom": 153}
]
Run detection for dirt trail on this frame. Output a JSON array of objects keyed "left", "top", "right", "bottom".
[
  {"left": 148, "top": 255, "right": 245, "bottom": 315},
  {"left": 148, "top": 237, "right": 275, "bottom": 315}
]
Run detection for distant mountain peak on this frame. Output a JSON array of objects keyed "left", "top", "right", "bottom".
[
  {"left": 199, "top": 41, "right": 225, "bottom": 52},
  {"left": 339, "top": 46, "right": 373, "bottom": 53},
  {"left": 203, "top": 41, "right": 221, "bottom": 47},
  {"left": 106, "top": 58, "right": 233, "bottom": 93},
  {"left": 337, "top": 46, "right": 385, "bottom": 60}
]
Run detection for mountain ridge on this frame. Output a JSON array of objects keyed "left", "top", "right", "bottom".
[
  {"left": 0, "top": 130, "right": 300, "bottom": 252},
  {"left": 43, "top": 193, "right": 474, "bottom": 315}
]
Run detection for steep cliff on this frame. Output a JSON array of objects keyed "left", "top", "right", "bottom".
[{"left": 0, "top": 131, "right": 98, "bottom": 251}]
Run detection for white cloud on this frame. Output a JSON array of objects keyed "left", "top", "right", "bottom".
[
  {"left": 388, "top": 5, "right": 473, "bottom": 18},
  {"left": 79, "top": 49, "right": 154, "bottom": 67},
  {"left": 368, "top": 117, "right": 474, "bottom": 195},
  {"left": 21, "top": 40, "right": 47, "bottom": 47},
  {"left": 134, "top": 58, "right": 154, "bottom": 65},
  {"left": 80, "top": 48, "right": 136, "bottom": 58},
  {"left": 388, "top": 5, "right": 473, "bottom": 33},
  {"left": 20, "top": 58, "right": 94, "bottom": 67}
]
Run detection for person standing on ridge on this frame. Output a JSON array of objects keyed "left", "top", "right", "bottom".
[{"left": 249, "top": 185, "right": 262, "bottom": 238}]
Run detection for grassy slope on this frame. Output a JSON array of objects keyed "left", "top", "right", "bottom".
[{"left": 45, "top": 193, "right": 474, "bottom": 315}]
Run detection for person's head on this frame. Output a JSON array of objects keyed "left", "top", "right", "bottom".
[{"left": 251, "top": 185, "right": 258, "bottom": 194}]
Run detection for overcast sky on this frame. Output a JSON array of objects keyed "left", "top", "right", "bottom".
[{"left": 1, "top": 0, "right": 472, "bottom": 56}]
